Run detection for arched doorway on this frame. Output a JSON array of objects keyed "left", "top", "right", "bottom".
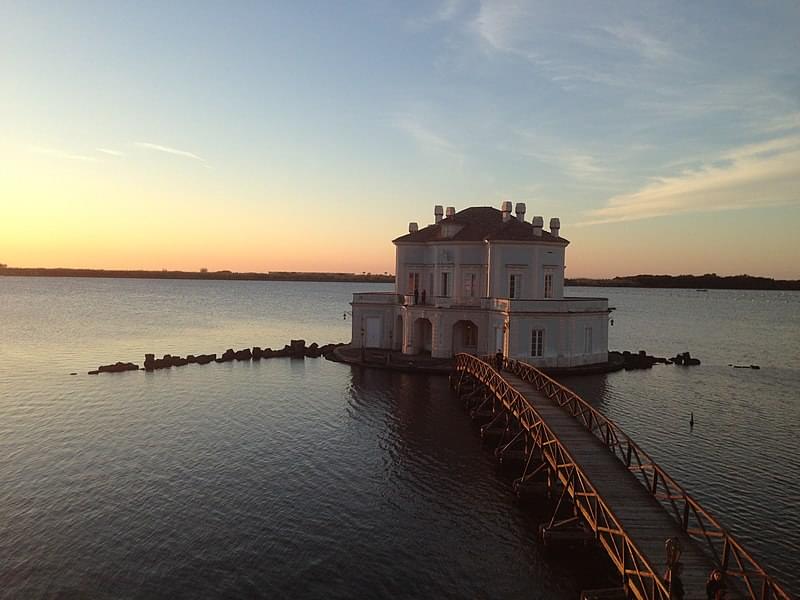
[
  {"left": 452, "top": 320, "right": 478, "bottom": 355},
  {"left": 412, "top": 318, "right": 432, "bottom": 355},
  {"left": 393, "top": 315, "right": 403, "bottom": 351}
]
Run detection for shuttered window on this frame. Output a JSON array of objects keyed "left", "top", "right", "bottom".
[
  {"left": 531, "top": 329, "right": 544, "bottom": 357},
  {"left": 544, "top": 273, "right": 553, "bottom": 298},
  {"left": 509, "top": 274, "right": 521, "bottom": 299}
]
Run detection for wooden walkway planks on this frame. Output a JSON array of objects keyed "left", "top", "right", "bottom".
[{"left": 502, "top": 371, "right": 721, "bottom": 600}]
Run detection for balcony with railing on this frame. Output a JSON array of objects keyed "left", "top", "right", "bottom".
[
  {"left": 354, "top": 292, "right": 609, "bottom": 313},
  {"left": 428, "top": 296, "right": 482, "bottom": 309},
  {"left": 483, "top": 296, "right": 610, "bottom": 313},
  {"left": 351, "top": 292, "right": 404, "bottom": 304}
]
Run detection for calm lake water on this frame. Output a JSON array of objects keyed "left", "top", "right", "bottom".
[{"left": 0, "top": 277, "right": 798, "bottom": 598}]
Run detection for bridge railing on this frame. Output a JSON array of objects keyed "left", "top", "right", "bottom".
[
  {"left": 456, "top": 353, "right": 672, "bottom": 599},
  {"left": 472, "top": 354, "right": 790, "bottom": 600}
]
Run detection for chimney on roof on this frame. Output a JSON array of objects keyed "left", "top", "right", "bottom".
[
  {"left": 434, "top": 205, "right": 444, "bottom": 224},
  {"left": 550, "top": 217, "right": 560, "bottom": 237},
  {"left": 515, "top": 202, "right": 526, "bottom": 222},
  {"left": 532, "top": 216, "right": 543, "bottom": 237},
  {"left": 501, "top": 200, "right": 512, "bottom": 222},
  {"left": 409, "top": 222, "right": 418, "bottom": 233},
  {"left": 445, "top": 206, "right": 456, "bottom": 219}
]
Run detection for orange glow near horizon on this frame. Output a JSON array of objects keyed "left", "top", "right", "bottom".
[
  {"left": 2, "top": 147, "right": 798, "bottom": 279},
  {"left": 4, "top": 218, "right": 799, "bottom": 279},
  {"left": 2, "top": 3, "right": 800, "bottom": 281}
]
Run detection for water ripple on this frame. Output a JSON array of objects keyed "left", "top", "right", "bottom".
[{"left": 1, "top": 278, "right": 798, "bottom": 597}]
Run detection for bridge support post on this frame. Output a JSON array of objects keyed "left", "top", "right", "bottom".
[
  {"left": 495, "top": 428, "right": 528, "bottom": 470},
  {"left": 539, "top": 518, "right": 594, "bottom": 550},
  {"left": 461, "top": 385, "right": 484, "bottom": 411},
  {"left": 546, "top": 468, "right": 563, "bottom": 500},
  {"left": 470, "top": 392, "right": 496, "bottom": 423},
  {"left": 480, "top": 410, "right": 509, "bottom": 445},
  {"left": 513, "top": 461, "right": 548, "bottom": 500}
]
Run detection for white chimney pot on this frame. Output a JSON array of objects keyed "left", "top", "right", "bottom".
[
  {"left": 532, "top": 215, "right": 543, "bottom": 237},
  {"left": 434, "top": 205, "right": 444, "bottom": 223},
  {"left": 409, "top": 222, "right": 418, "bottom": 233},
  {"left": 501, "top": 200, "right": 512, "bottom": 222}
]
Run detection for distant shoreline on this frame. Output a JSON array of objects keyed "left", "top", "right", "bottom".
[
  {"left": 565, "top": 274, "right": 800, "bottom": 291},
  {"left": 1, "top": 267, "right": 798, "bottom": 290},
  {"left": 0, "top": 267, "right": 393, "bottom": 284}
]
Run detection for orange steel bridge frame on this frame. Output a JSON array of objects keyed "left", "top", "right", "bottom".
[{"left": 453, "top": 353, "right": 791, "bottom": 600}]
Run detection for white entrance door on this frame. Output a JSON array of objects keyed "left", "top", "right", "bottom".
[{"left": 365, "top": 317, "right": 382, "bottom": 348}]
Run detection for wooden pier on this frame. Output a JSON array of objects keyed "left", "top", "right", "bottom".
[{"left": 452, "top": 353, "right": 791, "bottom": 600}]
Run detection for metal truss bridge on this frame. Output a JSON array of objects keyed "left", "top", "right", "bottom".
[{"left": 452, "top": 353, "right": 791, "bottom": 600}]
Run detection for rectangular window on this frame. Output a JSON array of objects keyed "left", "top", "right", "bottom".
[
  {"left": 407, "top": 272, "right": 419, "bottom": 293},
  {"left": 509, "top": 274, "right": 520, "bottom": 299},
  {"left": 544, "top": 273, "right": 553, "bottom": 298},
  {"left": 584, "top": 327, "right": 593, "bottom": 354},
  {"left": 441, "top": 272, "right": 450, "bottom": 297},
  {"left": 531, "top": 329, "right": 544, "bottom": 357},
  {"left": 463, "top": 273, "right": 477, "bottom": 297}
]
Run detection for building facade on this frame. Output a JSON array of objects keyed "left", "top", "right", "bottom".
[{"left": 350, "top": 202, "right": 610, "bottom": 368}]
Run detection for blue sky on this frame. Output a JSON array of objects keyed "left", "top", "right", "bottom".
[{"left": 2, "top": 1, "right": 799, "bottom": 277}]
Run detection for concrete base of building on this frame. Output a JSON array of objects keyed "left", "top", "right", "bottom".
[
  {"left": 330, "top": 345, "right": 626, "bottom": 377},
  {"left": 541, "top": 352, "right": 625, "bottom": 376},
  {"left": 328, "top": 345, "right": 453, "bottom": 374}
]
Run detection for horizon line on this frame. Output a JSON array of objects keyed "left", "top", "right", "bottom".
[{"left": 1, "top": 265, "right": 799, "bottom": 284}]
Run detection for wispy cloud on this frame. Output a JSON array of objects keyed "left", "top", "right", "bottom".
[
  {"left": 597, "top": 23, "right": 676, "bottom": 63},
  {"left": 96, "top": 147, "right": 124, "bottom": 157},
  {"left": 632, "top": 79, "right": 795, "bottom": 124},
  {"left": 408, "top": 0, "right": 465, "bottom": 29},
  {"left": 756, "top": 111, "right": 800, "bottom": 135},
  {"left": 512, "top": 130, "right": 620, "bottom": 184},
  {"left": 579, "top": 135, "right": 800, "bottom": 225},
  {"left": 393, "top": 114, "right": 464, "bottom": 162},
  {"left": 471, "top": 1, "right": 539, "bottom": 62},
  {"left": 468, "top": 2, "right": 679, "bottom": 86},
  {"left": 528, "top": 149, "right": 610, "bottom": 182},
  {"left": 135, "top": 142, "right": 206, "bottom": 163},
  {"left": 462, "top": 1, "right": 797, "bottom": 134},
  {"left": 29, "top": 146, "right": 99, "bottom": 162}
]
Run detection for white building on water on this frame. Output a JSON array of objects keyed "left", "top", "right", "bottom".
[{"left": 350, "top": 202, "right": 611, "bottom": 368}]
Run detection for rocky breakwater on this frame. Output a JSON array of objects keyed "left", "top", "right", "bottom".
[
  {"left": 88, "top": 361, "right": 140, "bottom": 375},
  {"left": 87, "top": 340, "right": 344, "bottom": 375},
  {"left": 142, "top": 353, "right": 216, "bottom": 370},
  {"left": 141, "top": 340, "right": 344, "bottom": 372},
  {"left": 611, "top": 350, "right": 702, "bottom": 371},
  {"left": 671, "top": 351, "right": 701, "bottom": 366}
]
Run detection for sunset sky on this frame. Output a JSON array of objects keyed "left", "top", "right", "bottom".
[{"left": 2, "top": 1, "right": 799, "bottom": 278}]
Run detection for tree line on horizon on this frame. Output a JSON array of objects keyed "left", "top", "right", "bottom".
[
  {"left": 567, "top": 273, "right": 800, "bottom": 291},
  {"left": 1, "top": 265, "right": 798, "bottom": 290},
  {"left": 0, "top": 266, "right": 393, "bottom": 283}
]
